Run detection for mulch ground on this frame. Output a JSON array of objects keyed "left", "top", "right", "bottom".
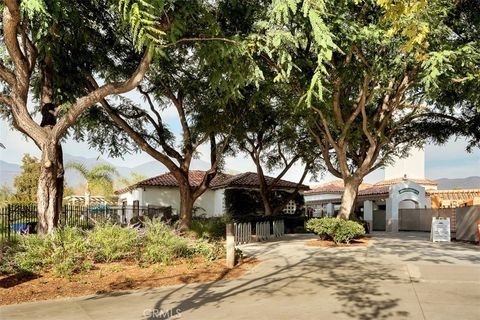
[
  {"left": 0, "top": 257, "right": 258, "bottom": 306},
  {"left": 305, "top": 236, "right": 370, "bottom": 248}
]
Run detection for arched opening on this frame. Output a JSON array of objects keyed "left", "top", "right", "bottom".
[{"left": 399, "top": 199, "right": 419, "bottom": 210}]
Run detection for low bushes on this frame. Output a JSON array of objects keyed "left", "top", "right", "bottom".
[
  {"left": 306, "top": 218, "right": 365, "bottom": 244},
  {"left": 190, "top": 217, "right": 226, "bottom": 240},
  {"left": 87, "top": 224, "right": 140, "bottom": 263},
  {"left": 1, "top": 219, "right": 226, "bottom": 277}
]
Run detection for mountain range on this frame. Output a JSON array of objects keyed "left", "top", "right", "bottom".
[
  {"left": 1, "top": 154, "right": 479, "bottom": 191},
  {"left": 0, "top": 153, "right": 213, "bottom": 190}
]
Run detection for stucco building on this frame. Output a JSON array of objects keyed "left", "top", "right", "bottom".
[{"left": 115, "top": 170, "right": 308, "bottom": 219}]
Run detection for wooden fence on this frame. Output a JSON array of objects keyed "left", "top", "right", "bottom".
[
  {"left": 399, "top": 208, "right": 456, "bottom": 232},
  {"left": 234, "top": 222, "right": 252, "bottom": 245},
  {"left": 234, "top": 220, "right": 285, "bottom": 244}
]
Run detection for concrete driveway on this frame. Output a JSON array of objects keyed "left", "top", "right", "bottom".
[{"left": 1, "top": 233, "right": 479, "bottom": 320}]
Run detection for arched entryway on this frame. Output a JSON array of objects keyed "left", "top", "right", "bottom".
[{"left": 386, "top": 181, "right": 427, "bottom": 232}]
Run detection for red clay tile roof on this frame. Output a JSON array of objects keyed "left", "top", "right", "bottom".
[
  {"left": 114, "top": 171, "right": 233, "bottom": 194},
  {"left": 212, "top": 172, "right": 309, "bottom": 190},
  {"left": 114, "top": 170, "right": 308, "bottom": 194},
  {"left": 358, "top": 185, "right": 390, "bottom": 196},
  {"left": 306, "top": 180, "right": 373, "bottom": 195},
  {"left": 374, "top": 178, "right": 438, "bottom": 186}
]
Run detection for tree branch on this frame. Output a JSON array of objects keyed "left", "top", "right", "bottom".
[{"left": 53, "top": 49, "right": 152, "bottom": 139}]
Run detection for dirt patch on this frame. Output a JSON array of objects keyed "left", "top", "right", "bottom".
[
  {"left": 305, "top": 236, "right": 370, "bottom": 248},
  {"left": 0, "top": 257, "right": 258, "bottom": 306}
]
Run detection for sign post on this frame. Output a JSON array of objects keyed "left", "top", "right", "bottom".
[{"left": 431, "top": 217, "right": 451, "bottom": 242}]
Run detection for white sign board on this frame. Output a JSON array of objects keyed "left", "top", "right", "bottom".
[{"left": 430, "top": 217, "right": 451, "bottom": 242}]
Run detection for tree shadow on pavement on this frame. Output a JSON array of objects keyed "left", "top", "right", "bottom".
[{"left": 145, "top": 247, "right": 409, "bottom": 320}]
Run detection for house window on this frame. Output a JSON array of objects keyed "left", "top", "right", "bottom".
[{"left": 284, "top": 200, "right": 296, "bottom": 214}]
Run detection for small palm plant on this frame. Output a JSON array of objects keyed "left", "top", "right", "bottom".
[{"left": 65, "top": 162, "right": 119, "bottom": 206}]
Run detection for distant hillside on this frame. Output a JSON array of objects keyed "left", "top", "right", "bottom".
[
  {"left": 0, "top": 160, "right": 21, "bottom": 188},
  {"left": 435, "top": 176, "right": 480, "bottom": 190},
  {"left": 0, "top": 154, "right": 216, "bottom": 191}
]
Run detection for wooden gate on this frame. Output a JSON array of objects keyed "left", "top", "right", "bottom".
[
  {"left": 372, "top": 210, "right": 386, "bottom": 231},
  {"left": 399, "top": 208, "right": 456, "bottom": 232}
]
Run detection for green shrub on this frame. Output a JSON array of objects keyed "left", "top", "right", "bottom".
[
  {"left": 332, "top": 220, "right": 365, "bottom": 244},
  {"left": 306, "top": 218, "right": 341, "bottom": 239},
  {"left": 0, "top": 241, "right": 20, "bottom": 274},
  {"left": 306, "top": 218, "right": 365, "bottom": 244},
  {"left": 49, "top": 227, "right": 91, "bottom": 277},
  {"left": 87, "top": 224, "right": 139, "bottom": 263},
  {"left": 13, "top": 234, "right": 52, "bottom": 273},
  {"left": 12, "top": 227, "right": 92, "bottom": 277},
  {"left": 190, "top": 218, "right": 226, "bottom": 240},
  {"left": 192, "top": 239, "right": 225, "bottom": 261},
  {"left": 142, "top": 219, "right": 193, "bottom": 264}
]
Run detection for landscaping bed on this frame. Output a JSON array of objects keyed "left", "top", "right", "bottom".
[
  {"left": 0, "top": 257, "right": 257, "bottom": 305},
  {"left": 0, "top": 219, "right": 257, "bottom": 305},
  {"left": 305, "top": 236, "right": 370, "bottom": 248}
]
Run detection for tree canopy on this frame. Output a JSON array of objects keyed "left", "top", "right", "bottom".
[{"left": 249, "top": 0, "right": 480, "bottom": 218}]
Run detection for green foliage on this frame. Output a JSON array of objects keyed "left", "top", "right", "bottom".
[
  {"left": 190, "top": 218, "right": 226, "bottom": 240},
  {"left": 306, "top": 218, "right": 365, "bottom": 244},
  {"left": 49, "top": 227, "right": 91, "bottom": 277},
  {"left": 87, "top": 224, "right": 140, "bottom": 263},
  {"left": 117, "top": 171, "right": 148, "bottom": 188},
  {"left": 65, "top": 161, "right": 118, "bottom": 198},
  {"left": 118, "top": 0, "right": 165, "bottom": 51},
  {"left": 11, "top": 235, "right": 50, "bottom": 273},
  {"left": 0, "top": 183, "right": 14, "bottom": 205},
  {"left": 192, "top": 239, "right": 225, "bottom": 261},
  {"left": 2, "top": 221, "right": 225, "bottom": 277},
  {"left": 13, "top": 154, "right": 41, "bottom": 202},
  {"left": 142, "top": 218, "right": 193, "bottom": 264},
  {"left": 12, "top": 227, "right": 91, "bottom": 277},
  {"left": 0, "top": 241, "right": 19, "bottom": 274},
  {"left": 225, "top": 188, "right": 305, "bottom": 218}
]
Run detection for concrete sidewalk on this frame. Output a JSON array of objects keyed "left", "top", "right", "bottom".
[{"left": 1, "top": 233, "right": 479, "bottom": 320}]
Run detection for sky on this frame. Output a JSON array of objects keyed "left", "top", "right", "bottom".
[{"left": 1, "top": 101, "right": 479, "bottom": 186}]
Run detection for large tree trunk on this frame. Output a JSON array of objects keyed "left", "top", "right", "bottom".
[
  {"left": 338, "top": 176, "right": 362, "bottom": 219},
  {"left": 178, "top": 185, "right": 195, "bottom": 230},
  {"left": 260, "top": 190, "right": 274, "bottom": 216},
  {"left": 37, "top": 141, "right": 61, "bottom": 235},
  {"left": 55, "top": 144, "right": 64, "bottom": 227}
]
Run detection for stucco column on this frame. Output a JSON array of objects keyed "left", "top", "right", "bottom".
[
  {"left": 386, "top": 198, "right": 399, "bottom": 232},
  {"left": 326, "top": 203, "right": 334, "bottom": 217},
  {"left": 364, "top": 200, "right": 373, "bottom": 231}
]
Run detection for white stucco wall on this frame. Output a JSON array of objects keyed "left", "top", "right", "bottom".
[
  {"left": 305, "top": 193, "right": 342, "bottom": 203},
  {"left": 213, "top": 189, "right": 225, "bottom": 216},
  {"left": 142, "top": 188, "right": 181, "bottom": 214},
  {"left": 118, "top": 187, "right": 222, "bottom": 217},
  {"left": 384, "top": 147, "right": 425, "bottom": 180},
  {"left": 194, "top": 190, "right": 215, "bottom": 217}
]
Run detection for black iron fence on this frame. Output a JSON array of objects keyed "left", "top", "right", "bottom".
[{"left": 0, "top": 203, "right": 172, "bottom": 243}]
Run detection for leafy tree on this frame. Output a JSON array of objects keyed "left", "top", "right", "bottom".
[
  {"left": 84, "top": 0, "right": 263, "bottom": 229},
  {"left": 13, "top": 154, "right": 40, "bottom": 202},
  {"left": 0, "top": 0, "right": 156, "bottom": 234},
  {"left": 253, "top": 0, "right": 480, "bottom": 219},
  {"left": 230, "top": 81, "right": 321, "bottom": 216},
  {"left": 65, "top": 162, "right": 118, "bottom": 206},
  {"left": 117, "top": 171, "right": 148, "bottom": 188},
  {"left": 0, "top": 183, "right": 14, "bottom": 203}
]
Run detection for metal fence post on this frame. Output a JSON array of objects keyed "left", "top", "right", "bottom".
[{"left": 7, "top": 204, "right": 11, "bottom": 241}]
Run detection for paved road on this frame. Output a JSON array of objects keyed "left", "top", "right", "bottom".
[{"left": 1, "top": 233, "right": 479, "bottom": 320}]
